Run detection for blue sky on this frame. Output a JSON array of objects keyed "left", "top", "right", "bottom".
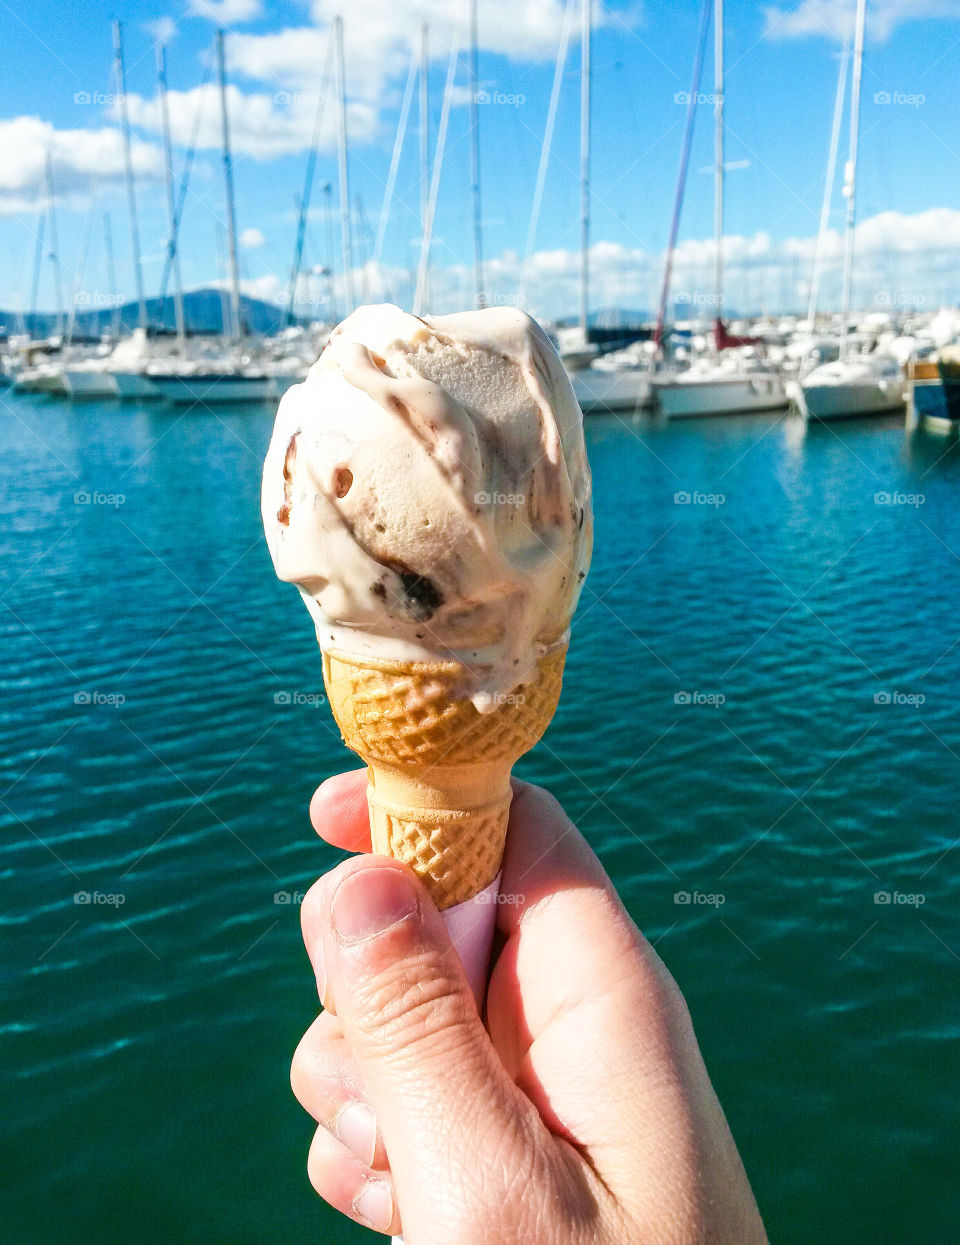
[{"left": 2, "top": 0, "right": 960, "bottom": 321}]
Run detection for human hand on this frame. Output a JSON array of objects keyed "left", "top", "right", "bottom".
[{"left": 291, "top": 770, "right": 768, "bottom": 1243}]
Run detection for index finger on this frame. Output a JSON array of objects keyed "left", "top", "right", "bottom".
[{"left": 310, "top": 769, "right": 371, "bottom": 852}]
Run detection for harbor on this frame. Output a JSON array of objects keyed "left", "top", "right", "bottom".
[{"left": 4, "top": 2, "right": 960, "bottom": 430}]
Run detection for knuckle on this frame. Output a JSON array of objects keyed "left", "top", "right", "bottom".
[{"left": 351, "top": 948, "right": 473, "bottom": 1058}]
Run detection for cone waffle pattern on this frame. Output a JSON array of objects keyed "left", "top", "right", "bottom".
[
  {"left": 375, "top": 800, "right": 508, "bottom": 911},
  {"left": 323, "top": 649, "right": 565, "bottom": 766},
  {"left": 322, "top": 647, "right": 566, "bottom": 908}
]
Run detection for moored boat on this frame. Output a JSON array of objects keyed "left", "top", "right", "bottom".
[
  {"left": 800, "top": 354, "right": 906, "bottom": 421},
  {"left": 908, "top": 351, "right": 960, "bottom": 434}
]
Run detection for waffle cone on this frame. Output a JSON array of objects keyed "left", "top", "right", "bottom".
[{"left": 321, "top": 646, "right": 566, "bottom": 909}]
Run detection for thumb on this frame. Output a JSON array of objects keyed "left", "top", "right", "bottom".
[{"left": 317, "top": 857, "right": 542, "bottom": 1239}]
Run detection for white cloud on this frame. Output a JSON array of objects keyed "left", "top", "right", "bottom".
[
  {"left": 187, "top": 0, "right": 264, "bottom": 26},
  {"left": 228, "top": 27, "right": 339, "bottom": 91},
  {"left": 144, "top": 17, "right": 178, "bottom": 44},
  {"left": 8, "top": 204, "right": 958, "bottom": 313},
  {"left": 122, "top": 83, "right": 376, "bottom": 159},
  {"left": 240, "top": 226, "right": 265, "bottom": 248},
  {"left": 248, "top": 206, "right": 960, "bottom": 322},
  {"left": 764, "top": 0, "right": 960, "bottom": 42},
  {"left": 229, "top": 1, "right": 612, "bottom": 106},
  {"left": 0, "top": 116, "right": 162, "bottom": 214},
  {"left": 112, "top": 1, "right": 616, "bottom": 163}
]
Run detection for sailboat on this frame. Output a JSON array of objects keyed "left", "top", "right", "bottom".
[
  {"left": 799, "top": 0, "right": 906, "bottom": 421},
  {"left": 649, "top": 0, "right": 788, "bottom": 419},
  {"left": 144, "top": 30, "right": 306, "bottom": 404},
  {"left": 565, "top": 0, "right": 653, "bottom": 413}
]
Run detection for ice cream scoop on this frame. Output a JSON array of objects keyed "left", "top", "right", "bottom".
[{"left": 261, "top": 303, "right": 592, "bottom": 711}]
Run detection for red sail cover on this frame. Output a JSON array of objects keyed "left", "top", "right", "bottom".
[{"left": 714, "top": 317, "right": 764, "bottom": 351}]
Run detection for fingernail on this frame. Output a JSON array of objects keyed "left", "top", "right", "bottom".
[
  {"left": 314, "top": 937, "right": 328, "bottom": 1007},
  {"left": 331, "top": 867, "right": 419, "bottom": 945},
  {"left": 335, "top": 1101, "right": 377, "bottom": 1167},
  {"left": 354, "top": 1178, "right": 393, "bottom": 1233}
]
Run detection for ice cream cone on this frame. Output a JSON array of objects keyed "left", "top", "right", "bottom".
[{"left": 322, "top": 645, "right": 566, "bottom": 909}]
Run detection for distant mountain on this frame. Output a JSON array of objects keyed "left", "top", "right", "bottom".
[{"left": 0, "top": 288, "right": 312, "bottom": 341}]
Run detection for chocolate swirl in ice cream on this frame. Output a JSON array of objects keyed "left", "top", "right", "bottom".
[{"left": 261, "top": 303, "right": 592, "bottom": 710}]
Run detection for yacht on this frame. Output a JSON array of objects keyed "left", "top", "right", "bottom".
[
  {"left": 651, "top": 349, "right": 789, "bottom": 419},
  {"left": 799, "top": 354, "right": 906, "bottom": 421}
]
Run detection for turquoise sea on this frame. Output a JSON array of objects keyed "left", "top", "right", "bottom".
[{"left": 2, "top": 391, "right": 958, "bottom": 1243}]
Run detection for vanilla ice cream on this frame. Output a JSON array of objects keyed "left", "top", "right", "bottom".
[{"left": 262, "top": 303, "right": 592, "bottom": 710}]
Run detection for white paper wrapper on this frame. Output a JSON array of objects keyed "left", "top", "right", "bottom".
[
  {"left": 392, "top": 872, "right": 500, "bottom": 1243},
  {"left": 440, "top": 872, "right": 500, "bottom": 1007}
]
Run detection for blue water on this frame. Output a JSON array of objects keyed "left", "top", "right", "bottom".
[{"left": 2, "top": 392, "right": 958, "bottom": 1242}]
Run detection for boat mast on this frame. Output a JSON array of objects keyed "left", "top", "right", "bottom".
[
  {"left": 839, "top": 0, "right": 866, "bottom": 361},
  {"left": 355, "top": 194, "right": 372, "bottom": 303},
  {"left": 322, "top": 182, "right": 337, "bottom": 321},
  {"left": 334, "top": 16, "right": 355, "bottom": 317},
  {"left": 44, "top": 152, "right": 65, "bottom": 340},
  {"left": 518, "top": 0, "right": 576, "bottom": 310},
  {"left": 158, "top": 58, "right": 211, "bottom": 310},
  {"left": 468, "top": 0, "right": 485, "bottom": 308},
  {"left": 372, "top": 39, "right": 418, "bottom": 280},
  {"left": 286, "top": 35, "right": 334, "bottom": 326},
  {"left": 157, "top": 38, "right": 186, "bottom": 351},
  {"left": 578, "top": 0, "right": 591, "bottom": 334},
  {"left": 65, "top": 197, "right": 97, "bottom": 348},
  {"left": 103, "top": 213, "right": 122, "bottom": 341},
  {"left": 807, "top": 36, "right": 850, "bottom": 327},
  {"left": 713, "top": 0, "right": 724, "bottom": 330},
  {"left": 29, "top": 212, "right": 45, "bottom": 340},
  {"left": 654, "top": 0, "right": 712, "bottom": 350},
  {"left": 216, "top": 29, "right": 243, "bottom": 349},
  {"left": 419, "top": 22, "right": 430, "bottom": 309},
  {"left": 413, "top": 13, "right": 462, "bottom": 316},
  {"left": 114, "top": 20, "right": 148, "bottom": 332}
]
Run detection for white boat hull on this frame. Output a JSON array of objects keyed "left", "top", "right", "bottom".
[
  {"left": 14, "top": 367, "right": 67, "bottom": 395},
  {"left": 570, "top": 368, "right": 652, "bottom": 413},
  {"left": 147, "top": 372, "right": 301, "bottom": 405},
  {"left": 801, "top": 379, "right": 906, "bottom": 420},
  {"left": 652, "top": 373, "right": 789, "bottom": 419},
  {"left": 62, "top": 370, "right": 119, "bottom": 399},
  {"left": 111, "top": 371, "right": 163, "bottom": 400}
]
